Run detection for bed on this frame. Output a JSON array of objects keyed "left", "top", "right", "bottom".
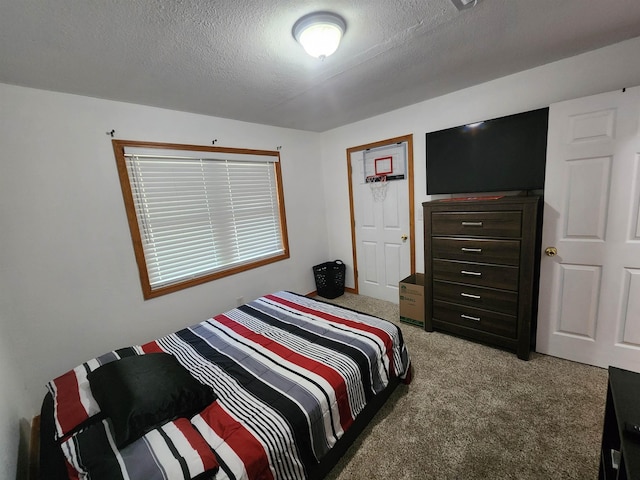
[{"left": 39, "top": 291, "right": 412, "bottom": 480}]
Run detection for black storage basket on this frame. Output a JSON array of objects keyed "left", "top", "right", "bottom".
[{"left": 313, "top": 260, "right": 346, "bottom": 299}]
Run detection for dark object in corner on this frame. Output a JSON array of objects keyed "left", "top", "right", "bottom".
[
  {"left": 599, "top": 366, "right": 640, "bottom": 479},
  {"left": 313, "top": 260, "right": 346, "bottom": 299}
]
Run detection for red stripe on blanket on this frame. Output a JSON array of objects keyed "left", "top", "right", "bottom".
[
  {"left": 265, "top": 294, "right": 397, "bottom": 377},
  {"left": 140, "top": 340, "right": 164, "bottom": 353},
  {"left": 173, "top": 418, "right": 219, "bottom": 472},
  {"left": 64, "top": 459, "right": 81, "bottom": 480},
  {"left": 52, "top": 370, "right": 88, "bottom": 437},
  {"left": 198, "top": 402, "right": 274, "bottom": 480},
  {"left": 215, "top": 314, "right": 354, "bottom": 432}
]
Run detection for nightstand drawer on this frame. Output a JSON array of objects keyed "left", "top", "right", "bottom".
[
  {"left": 431, "top": 211, "right": 522, "bottom": 237},
  {"left": 432, "top": 259, "right": 519, "bottom": 291},
  {"left": 432, "top": 237, "right": 520, "bottom": 265},
  {"left": 433, "top": 280, "right": 518, "bottom": 315},
  {"left": 433, "top": 301, "right": 517, "bottom": 338}
]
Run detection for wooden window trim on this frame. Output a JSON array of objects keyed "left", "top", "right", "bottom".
[{"left": 112, "top": 139, "right": 290, "bottom": 299}]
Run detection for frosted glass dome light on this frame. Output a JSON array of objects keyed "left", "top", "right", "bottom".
[{"left": 293, "top": 12, "right": 346, "bottom": 59}]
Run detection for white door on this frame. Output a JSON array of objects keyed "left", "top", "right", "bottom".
[
  {"left": 537, "top": 86, "right": 640, "bottom": 372},
  {"left": 350, "top": 142, "right": 412, "bottom": 303}
]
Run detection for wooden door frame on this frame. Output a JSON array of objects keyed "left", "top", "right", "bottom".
[{"left": 346, "top": 134, "right": 416, "bottom": 294}]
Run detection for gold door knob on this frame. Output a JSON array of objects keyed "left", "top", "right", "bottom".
[
  {"left": 401, "top": 234, "right": 408, "bottom": 241},
  {"left": 545, "top": 247, "right": 558, "bottom": 257}
]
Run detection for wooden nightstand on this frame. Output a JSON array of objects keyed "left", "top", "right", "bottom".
[{"left": 599, "top": 367, "right": 640, "bottom": 480}]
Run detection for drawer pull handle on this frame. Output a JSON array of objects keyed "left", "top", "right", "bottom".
[
  {"left": 461, "top": 270, "right": 482, "bottom": 277},
  {"left": 461, "top": 221, "right": 483, "bottom": 227},
  {"left": 461, "top": 293, "right": 481, "bottom": 299},
  {"left": 461, "top": 314, "right": 481, "bottom": 322},
  {"left": 461, "top": 247, "right": 482, "bottom": 253}
]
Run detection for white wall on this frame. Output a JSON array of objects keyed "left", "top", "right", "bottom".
[
  {"left": 0, "top": 318, "right": 26, "bottom": 480},
  {"left": 320, "top": 36, "right": 640, "bottom": 289},
  {"left": 0, "top": 84, "right": 329, "bottom": 450}
]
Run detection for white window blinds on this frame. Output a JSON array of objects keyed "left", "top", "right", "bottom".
[{"left": 123, "top": 148, "right": 285, "bottom": 291}]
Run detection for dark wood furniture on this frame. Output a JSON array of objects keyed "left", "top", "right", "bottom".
[
  {"left": 599, "top": 366, "right": 640, "bottom": 480},
  {"left": 423, "top": 195, "right": 542, "bottom": 360}
]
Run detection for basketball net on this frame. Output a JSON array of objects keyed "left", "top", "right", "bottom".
[{"left": 365, "top": 175, "right": 388, "bottom": 202}]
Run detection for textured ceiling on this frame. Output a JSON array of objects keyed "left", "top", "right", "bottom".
[{"left": 1, "top": 0, "right": 640, "bottom": 132}]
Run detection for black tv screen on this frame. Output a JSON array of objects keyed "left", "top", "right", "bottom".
[{"left": 426, "top": 107, "right": 549, "bottom": 195}]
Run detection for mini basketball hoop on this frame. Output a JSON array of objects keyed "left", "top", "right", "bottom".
[{"left": 365, "top": 175, "right": 388, "bottom": 202}]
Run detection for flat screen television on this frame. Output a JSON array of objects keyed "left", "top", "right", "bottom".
[{"left": 426, "top": 107, "right": 549, "bottom": 195}]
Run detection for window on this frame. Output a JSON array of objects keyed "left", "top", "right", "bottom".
[{"left": 113, "top": 140, "right": 289, "bottom": 299}]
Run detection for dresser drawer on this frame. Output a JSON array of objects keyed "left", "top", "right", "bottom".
[
  {"left": 432, "top": 259, "right": 519, "bottom": 290},
  {"left": 431, "top": 211, "right": 522, "bottom": 237},
  {"left": 433, "top": 301, "right": 517, "bottom": 338},
  {"left": 432, "top": 237, "right": 520, "bottom": 265},
  {"left": 433, "top": 280, "right": 518, "bottom": 315}
]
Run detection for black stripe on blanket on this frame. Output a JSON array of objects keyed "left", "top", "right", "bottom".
[
  {"left": 238, "top": 303, "right": 375, "bottom": 402},
  {"left": 64, "top": 421, "right": 126, "bottom": 480},
  {"left": 158, "top": 427, "right": 190, "bottom": 479},
  {"left": 175, "top": 328, "right": 317, "bottom": 471}
]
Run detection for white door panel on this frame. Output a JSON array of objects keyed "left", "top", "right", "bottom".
[
  {"left": 350, "top": 141, "right": 412, "bottom": 303},
  {"left": 556, "top": 263, "right": 600, "bottom": 338},
  {"left": 537, "top": 86, "right": 640, "bottom": 372}
]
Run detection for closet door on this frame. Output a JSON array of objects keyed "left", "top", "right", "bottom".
[
  {"left": 537, "top": 86, "right": 640, "bottom": 372},
  {"left": 348, "top": 137, "right": 414, "bottom": 303}
]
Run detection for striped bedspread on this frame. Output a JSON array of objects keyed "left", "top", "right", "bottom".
[
  {"left": 51, "top": 291, "right": 412, "bottom": 480},
  {"left": 145, "top": 291, "right": 411, "bottom": 480}
]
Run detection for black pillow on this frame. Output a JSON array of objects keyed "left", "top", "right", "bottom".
[{"left": 87, "top": 352, "right": 217, "bottom": 448}]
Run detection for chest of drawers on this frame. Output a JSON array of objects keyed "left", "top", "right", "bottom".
[{"left": 423, "top": 196, "right": 542, "bottom": 360}]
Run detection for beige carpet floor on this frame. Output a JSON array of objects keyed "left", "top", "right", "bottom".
[{"left": 319, "top": 292, "right": 608, "bottom": 480}]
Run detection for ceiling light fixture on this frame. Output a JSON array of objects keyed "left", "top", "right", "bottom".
[
  {"left": 293, "top": 12, "right": 346, "bottom": 59},
  {"left": 450, "top": 0, "right": 483, "bottom": 11}
]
